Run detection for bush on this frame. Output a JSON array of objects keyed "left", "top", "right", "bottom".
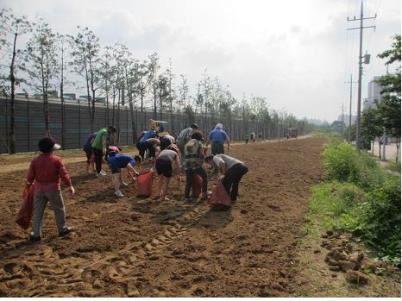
[
  {"left": 360, "top": 175, "right": 401, "bottom": 259},
  {"left": 322, "top": 142, "right": 384, "bottom": 188}
]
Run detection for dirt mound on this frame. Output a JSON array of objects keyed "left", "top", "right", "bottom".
[{"left": 0, "top": 138, "right": 324, "bottom": 296}]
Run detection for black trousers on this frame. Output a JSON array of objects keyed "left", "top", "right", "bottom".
[
  {"left": 92, "top": 147, "right": 103, "bottom": 173},
  {"left": 211, "top": 142, "right": 224, "bottom": 155},
  {"left": 222, "top": 163, "right": 248, "bottom": 201},
  {"left": 137, "top": 141, "right": 155, "bottom": 159},
  {"left": 185, "top": 167, "right": 208, "bottom": 198}
]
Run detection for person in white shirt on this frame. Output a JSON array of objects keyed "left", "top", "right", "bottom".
[{"left": 204, "top": 154, "right": 248, "bottom": 202}]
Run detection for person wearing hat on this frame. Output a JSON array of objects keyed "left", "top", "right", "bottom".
[
  {"left": 207, "top": 123, "right": 230, "bottom": 155},
  {"left": 176, "top": 123, "right": 199, "bottom": 163},
  {"left": 26, "top": 137, "right": 75, "bottom": 242},
  {"left": 91, "top": 126, "right": 117, "bottom": 177},
  {"left": 106, "top": 147, "right": 142, "bottom": 197}
]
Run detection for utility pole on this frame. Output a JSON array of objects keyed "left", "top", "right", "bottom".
[
  {"left": 347, "top": 0, "right": 376, "bottom": 149},
  {"left": 344, "top": 74, "right": 358, "bottom": 142},
  {"left": 341, "top": 103, "right": 345, "bottom": 137}
]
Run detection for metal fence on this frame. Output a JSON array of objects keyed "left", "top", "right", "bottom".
[{"left": 0, "top": 97, "right": 293, "bottom": 153}]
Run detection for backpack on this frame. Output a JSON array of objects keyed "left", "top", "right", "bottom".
[{"left": 184, "top": 139, "right": 201, "bottom": 158}]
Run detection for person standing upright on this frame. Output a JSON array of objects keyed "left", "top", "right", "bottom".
[
  {"left": 91, "top": 126, "right": 117, "bottom": 177},
  {"left": 207, "top": 123, "right": 230, "bottom": 155},
  {"left": 27, "top": 137, "right": 75, "bottom": 241}
]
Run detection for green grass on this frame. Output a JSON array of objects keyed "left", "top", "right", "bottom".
[{"left": 309, "top": 141, "right": 401, "bottom": 262}]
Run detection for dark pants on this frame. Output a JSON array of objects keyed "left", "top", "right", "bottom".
[
  {"left": 222, "top": 163, "right": 248, "bottom": 201},
  {"left": 185, "top": 167, "right": 208, "bottom": 198},
  {"left": 211, "top": 141, "right": 224, "bottom": 155},
  {"left": 137, "top": 142, "right": 147, "bottom": 159},
  {"left": 137, "top": 141, "right": 155, "bottom": 159},
  {"left": 92, "top": 147, "right": 103, "bottom": 173}
]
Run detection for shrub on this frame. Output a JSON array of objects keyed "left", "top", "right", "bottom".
[
  {"left": 360, "top": 175, "right": 401, "bottom": 259},
  {"left": 322, "top": 142, "right": 384, "bottom": 188}
]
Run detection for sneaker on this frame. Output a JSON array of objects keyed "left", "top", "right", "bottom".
[
  {"left": 96, "top": 170, "right": 107, "bottom": 177},
  {"left": 114, "top": 190, "right": 124, "bottom": 198},
  {"left": 58, "top": 227, "right": 73, "bottom": 237},
  {"left": 121, "top": 181, "right": 129, "bottom": 187},
  {"left": 29, "top": 234, "right": 41, "bottom": 242}
]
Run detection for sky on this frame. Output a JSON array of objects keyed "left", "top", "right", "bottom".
[{"left": 1, "top": 0, "right": 400, "bottom": 122}]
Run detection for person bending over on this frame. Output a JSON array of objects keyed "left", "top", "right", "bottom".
[
  {"left": 107, "top": 150, "right": 141, "bottom": 198},
  {"left": 154, "top": 147, "right": 181, "bottom": 201},
  {"left": 91, "top": 126, "right": 117, "bottom": 177},
  {"left": 204, "top": 154, "right": 248, "bottom": 202}
]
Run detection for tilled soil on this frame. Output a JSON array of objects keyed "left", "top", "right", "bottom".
[{"left": 0, "top": 138, "right": 324, "bottom": 297}]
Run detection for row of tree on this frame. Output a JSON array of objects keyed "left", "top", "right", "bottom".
[
  {"left": 346, "top": 35, "right": 401, "bottom": 162},
  {"left": 0, "top": 8, "right": 314, "bottom": 154}
]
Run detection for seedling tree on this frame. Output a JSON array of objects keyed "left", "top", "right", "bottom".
[
  {"left": 0, "top": 8, "right": 32, "bottom": 153},
  {"left": 25, "top": 20, "right": 57, "bottom": 137},
  {"left": 70, "top": 26, "right": 101, "bottom": 132},
  {"left": 57, "top": 33, "right": 67, "bottom": 148}
]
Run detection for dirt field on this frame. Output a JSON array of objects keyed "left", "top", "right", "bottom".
[{"left": 0, "top": 138, "right": 324, "bottom": 297}]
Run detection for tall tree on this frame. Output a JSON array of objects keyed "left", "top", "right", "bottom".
[
  {"left": 0, "top": 8, "right": 32, "bottom": 153},
  {"left": 70, "top": 26, "right": 101, "bottom": 132},
  {"left": 25, "top": 20, "right": 57, "bottom": 137},
  {"left": 56, "top": 33, "right": 66, "bottom": 148},
  {"left": 147, "top": 53, "right": 159, "bottom": 119},
  {"left": 376, "top": 34, "right": 401, "bottom": 161}
]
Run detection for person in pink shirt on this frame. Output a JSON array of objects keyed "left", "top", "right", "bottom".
[{"left": 26, "top": 137, "right": 75, "bottom": 242}]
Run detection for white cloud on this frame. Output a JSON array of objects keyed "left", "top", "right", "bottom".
[{"left": 0, "top": 0, "right": 400, "bottom": 121}]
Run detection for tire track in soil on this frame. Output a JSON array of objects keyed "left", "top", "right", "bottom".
[{"left": 0, "top": 137, "right": 324, "bottom": 297}]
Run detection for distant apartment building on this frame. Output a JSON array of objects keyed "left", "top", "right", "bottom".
[
  {"left": 337, "top": 114, "right": 356, "bottom": 127},
  {"left": 364, "top": 76, "right": 384, "bottom": 110}
]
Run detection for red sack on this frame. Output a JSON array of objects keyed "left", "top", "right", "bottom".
[
  {"left": 16, "top": 184, "right": 35, "bottom": 229},
  {"left": 192, "top": 174, "right": 203, "bottom": 198},
  {"left": 208, "top": 181, "right": 232, "bottom": 209},
  {"left": 137, "top": 170, "right": 154, "bottom": 197}
]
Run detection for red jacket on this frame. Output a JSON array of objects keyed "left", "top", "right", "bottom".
[{"left": 27, "top": 154, "right": 72, "bottom": 192}]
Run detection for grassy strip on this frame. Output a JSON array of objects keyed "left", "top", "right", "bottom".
[{"left": 309, "top": 140, "right": 401, "bottom": 263}]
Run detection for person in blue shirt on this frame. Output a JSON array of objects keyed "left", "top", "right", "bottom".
[
  {"left": 106, "top": 148, "right": 142, "bottom": 197},
  {"left": 207, "top": 123, "right": 230, "bottom": 155},
  {"left": 136, "top": 129, "right": 157, "bottom": 160}
]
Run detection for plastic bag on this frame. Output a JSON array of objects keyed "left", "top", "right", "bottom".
[
  {"left": 192, "top": 174, "right": 203, "bottom": 198},
  {"left": 208, "top": 181, "right": 232, "bottom": 209},
  {"left": 137, "top": 170, "right": 154, "bottom": 197},
  {"left": 16, "top": 184, "right": 35, "bottom": 229}
]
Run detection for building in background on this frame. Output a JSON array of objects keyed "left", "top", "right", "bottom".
[{"left": 364, "top": 76, "right": 384, "bottom": 110}]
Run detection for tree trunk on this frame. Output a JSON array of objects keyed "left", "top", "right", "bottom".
[
  {"left": 396, "top": 142, "right": 400, "bottom": 163},
  {"left": 60, "top": 44, "right": 65, "bottom": 149},
  {"left": 378, "top": 139, "right": 381, "bottom": 160},
  {"left": 8, "top": 33, "right": 18, "bottom": 154},
  {"left": 112, "top": 86, "right": 116, "bottom": 126},
  {"left": 153, "top": 84, "right": 157, "bottom": 119},
  {"left": 117, "top": 88, "right": 121, "bottom": 143},
  {"left": 84, "top": 63, "right": 92, "bottom": 132}
]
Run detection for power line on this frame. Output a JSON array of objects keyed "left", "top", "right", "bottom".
[{"left": 347, "top": 0, "right": 376, "bottom": 149}]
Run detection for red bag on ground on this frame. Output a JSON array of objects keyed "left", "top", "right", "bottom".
[
  {"left": 192, "top": 174, "right": 203, "bottom": 198},
  {"left": 137, "top": 170, "right": 154, "bottom": 197},
  {"left": 16, "top": 184, "right": 35, "bottom": 229},
  {"left": 208, "top": 181, "right": 232, "bottom": 209}
]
